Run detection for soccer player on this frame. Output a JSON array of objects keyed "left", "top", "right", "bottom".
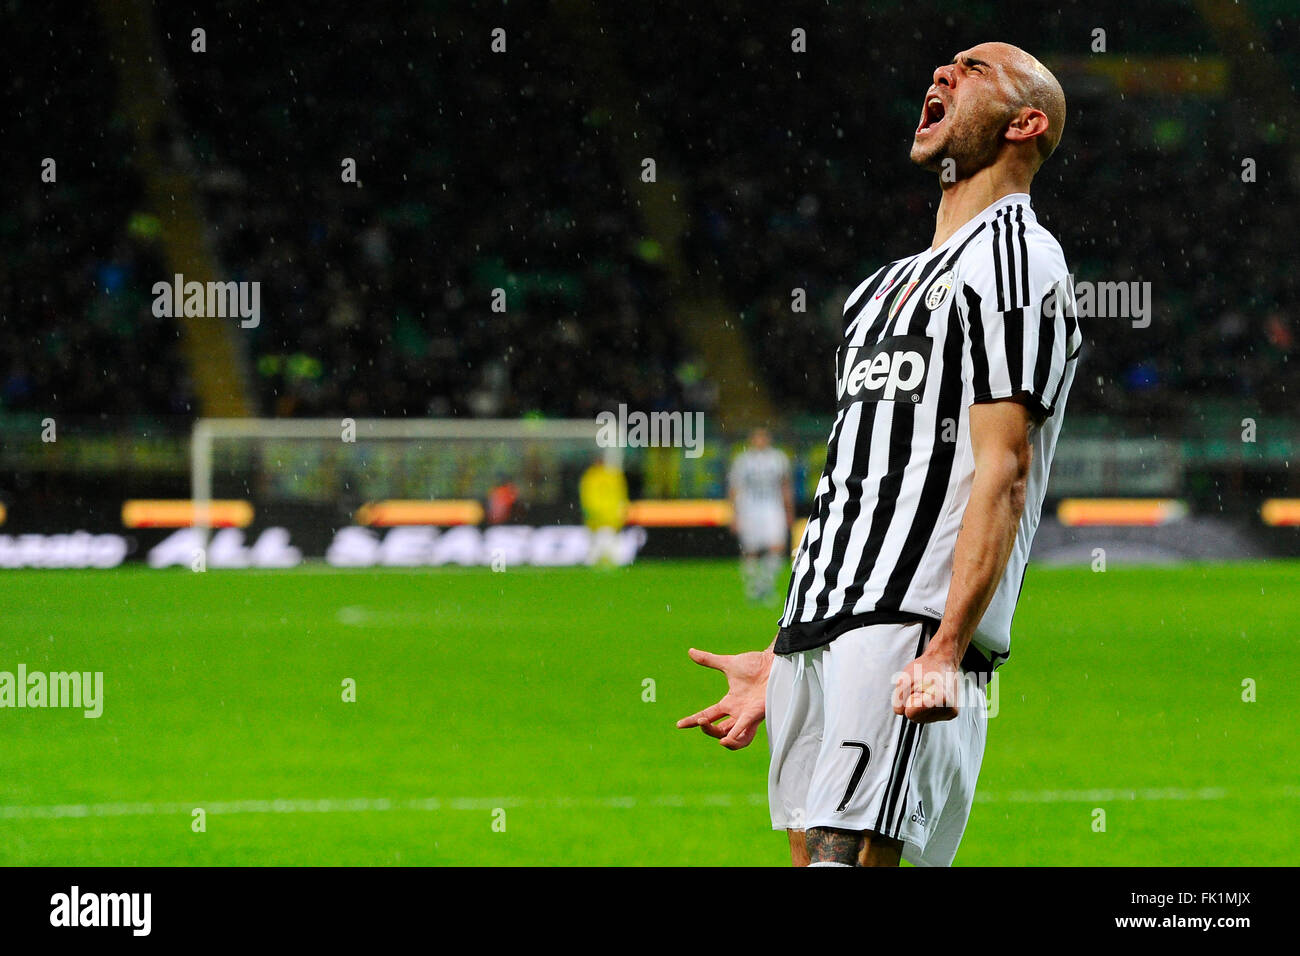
[
  {"left": 678, "top": 43, "right": 1080, "bottom": 867},
  {"left": 579, "top": 454, "right": 629, "bottom": 566},
  {"left": 728, "top": 428, "right": 795, "bottom": 602}
]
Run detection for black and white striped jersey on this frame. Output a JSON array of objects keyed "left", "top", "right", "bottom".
[
  {"left": 729, "top": 447, "right": 790, "bottom": 513},
  {"left": 777, "top": 193, "right": 1082, "bottom": 667}
]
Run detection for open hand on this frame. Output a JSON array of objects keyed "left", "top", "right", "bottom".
[{"left": 676, "top": 647, "right": 773, "bottom": 750}]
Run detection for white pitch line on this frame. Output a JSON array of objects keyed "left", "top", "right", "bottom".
[
  {"left": 0, "top": 793, "right": 769, "bottom": 821},
  {"left": 980, "top": 786, "right": 1233, "bottom": 804},
  {"left": 0, "top": 786, "right": 1294, "bottom": 821}
]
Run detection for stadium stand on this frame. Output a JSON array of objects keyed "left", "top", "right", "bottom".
[{"left": 5, "top": 0, "right": 1294, "bottom": 428}]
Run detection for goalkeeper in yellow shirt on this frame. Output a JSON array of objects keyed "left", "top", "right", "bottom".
[{"left": 580, "top": 455, "right": 629, "bottom": 566}]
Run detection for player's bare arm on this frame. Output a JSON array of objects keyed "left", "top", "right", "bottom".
[
  {"left": 894, "top": 399, "right": 1034, "bottom": 724},
  {"left": 676, "top": 639, "right": 774, "bottom": 750}
]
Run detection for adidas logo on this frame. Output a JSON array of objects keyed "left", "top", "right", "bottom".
[{"left": 909, "top": 799, "right": 927, "bottom": 827}]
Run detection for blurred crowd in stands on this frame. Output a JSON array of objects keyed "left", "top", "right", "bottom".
[
  {"left": 3, "top": 9, "right": 195, "bottom": 418},
  {"left": 5, "top": 0, "right": 1295, "bottom": 426}
]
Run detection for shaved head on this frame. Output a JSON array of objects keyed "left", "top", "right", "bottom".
[{"left": 992, "top": 42, "right": 1066, "bottom": 164}]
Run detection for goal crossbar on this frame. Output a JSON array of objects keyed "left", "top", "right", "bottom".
[{"left": 190, "top": 417, "right": 616, "bottom": 543}]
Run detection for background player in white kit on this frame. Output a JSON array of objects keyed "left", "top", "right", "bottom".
[
  {"left": 679, "top": 42, "right": 1079, "bottom": 867},
  {"left": 727, "top": 428, "right": 794, "bottom": 602}
]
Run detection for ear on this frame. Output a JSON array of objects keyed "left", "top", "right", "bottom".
[{"left": 1004, "top": 107, "right": 1050, "bottom": 147}]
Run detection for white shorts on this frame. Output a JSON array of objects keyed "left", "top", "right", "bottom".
[
  {"left": 736, "top": 505, "right": 787, "bottom": 553},
  {"left": 766, "top": 621, "right": 988, "bottom": 867}
]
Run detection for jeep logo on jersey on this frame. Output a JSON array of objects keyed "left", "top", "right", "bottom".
[{"left": 836, "top": 335, "right": 933, "bottom": 409}]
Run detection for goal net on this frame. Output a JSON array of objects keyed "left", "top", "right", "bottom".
[{"left": 188, "top": 418, "right": 625, "bottom": 567}]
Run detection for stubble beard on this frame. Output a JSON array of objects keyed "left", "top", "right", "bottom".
[{"left": 911, "top": 111, "right": 1008, "bottom": 180}]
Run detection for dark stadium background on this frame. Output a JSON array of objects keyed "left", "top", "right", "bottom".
[
  {"left": 6, "top": 0, "right": 1296, "bottom": 544},
  {"left": 0, "top": 0, "right": 1297, "bottom": 869}
]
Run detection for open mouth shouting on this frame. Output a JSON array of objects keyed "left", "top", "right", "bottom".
[{"left": 916, "top": 90, "right": 947, "bottom": 137}]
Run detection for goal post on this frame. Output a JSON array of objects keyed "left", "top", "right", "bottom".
[{"left": 190, "top": 417, "right": 622, "bottom": 551}]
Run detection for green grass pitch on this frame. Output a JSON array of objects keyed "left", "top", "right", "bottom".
[{"left": 1, "top": 559, "right": 1295, "bottom": 866}]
